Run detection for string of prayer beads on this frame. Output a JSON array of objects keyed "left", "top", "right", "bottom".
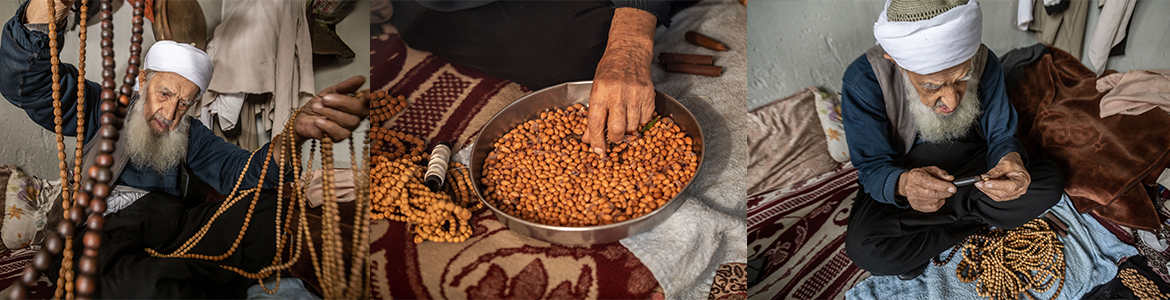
[{"left": 933, "top": 219, "right": 1066, "bottom": 300}]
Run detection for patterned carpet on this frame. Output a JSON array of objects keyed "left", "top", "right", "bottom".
[
  {"left": 0, "top": 248, "right": 55, "bottom": 298},
  {"left": 747, "top": 163, "right": 869, "bottom": 300},
  {"left": 369, "top": 24, "right": 661, "bottom": 300},
  {"left": 369, "top": 21, "right": 744, "bottom": 300}
]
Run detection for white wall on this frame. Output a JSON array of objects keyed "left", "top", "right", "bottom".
[
  {"left": 0, "top": 0, "right": 369, "bottom": 178},
  {"left": 749, "top": 0, "right": 1170, "bottom": 110}
]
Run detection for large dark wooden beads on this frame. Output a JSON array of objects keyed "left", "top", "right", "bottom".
[
  {"left": 20, "top": 265, "right": 38, "bottom": 286},
  {"left": 75, "top": 274, "right": 95, "bottom": 296},
  {"left": 96, "top": 139, "right": 115, "bottom": 153},
  {"left": 77, "top": 255, "right": 98, "bottom": 275},
  {"left": 69, "top": 206, "right": 86, "bottom": 224},
  {"left": 99, "top": 125, "right": 118, "bottom": 140},
  {"left": 90, "top": 199, "right": 107, "bottom": 214},
  {"left": 75, "top": 191, "right": 90, "bottom": 208},
  {"left": 87, "top": 214, "right": 105, "bottom": 231},
  {"left": 82, "top": 231, "right": 102, "bottom": 250},
  {"left": 45, "top": 233, "right": 63, "bottom": 254},
  {"left": 91, "top": 183, "right": 110, "bottom": 199},
  {"left": 87, "top": 165, "right": 111, "bottom": 183},
  {"left": 8, "top": 276, "right": 27, "bottom": 299},
  {"left": 33, "top": 249, "right": 53, "bottom": 271},
  {"left": 95, "top": 154, "right": 114, "bottom": 167},
  {"left": 80, "top": 178, "right": 95, "bottom": 194},
  {"left": 57, "top": 220, "right": 75, "bottom": 238}
]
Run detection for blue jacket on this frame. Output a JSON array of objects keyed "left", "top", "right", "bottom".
[
  {"left": 840, "top": 50, "right": 1027, "bottom": 207},
  {"left": 1, "top": 1, "right": 285, "bottom": 197}
]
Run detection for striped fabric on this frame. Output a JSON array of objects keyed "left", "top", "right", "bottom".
[{"left": 748, "top": 163, "right": 870, "bottom": 300}]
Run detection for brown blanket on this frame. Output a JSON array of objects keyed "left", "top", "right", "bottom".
[{"left": 1009, "top": 46, "right": 1170, "bottom": 231}]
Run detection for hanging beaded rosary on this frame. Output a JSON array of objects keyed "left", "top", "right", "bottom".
[
  {"left": 12, "top": 0, "right": 371, "bottom": 298},
  {"left": 369, "top": 90, "right": 481, "bottom": 244},
  {"left": 932, "top": 219, "right": 1066, "bottom": 300}
]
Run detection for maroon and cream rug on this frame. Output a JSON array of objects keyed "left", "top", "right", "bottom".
[
  {"left": 369, "top": 22, "right": 744, "bottom": 300},
  {"left": 747, "top": 163, "right": 869, "bottom": 300}
]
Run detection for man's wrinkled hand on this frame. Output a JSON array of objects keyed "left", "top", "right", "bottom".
[
  {"left": 294, "top": 76, "right": 370, "bottom": 141},
  {"left": 897, "top": 166, "right": 956, "bottom": 213},
  {"left": 582, "top": 7, "right": 657, "bottom": 155},
  {"left": 976, "top": 152, "right": 1030, "bottom": 202}
]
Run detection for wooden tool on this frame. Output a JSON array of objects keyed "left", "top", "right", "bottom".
[
  {"left": 659, "top": 53, "right": 715, "bottom": 65},
  {"left": 665, "top": 63, "right": 722, "bottom": 77},
  {"left": 685, "top": 31, "right": 728, "bottom": 51}
]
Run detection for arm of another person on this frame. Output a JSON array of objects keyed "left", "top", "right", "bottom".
[
  {"left": 840, "top": 57, "right": 910, "bottom": 207},
  {"left": 0, "top": 0, "right": 103, "bottom": 143}
]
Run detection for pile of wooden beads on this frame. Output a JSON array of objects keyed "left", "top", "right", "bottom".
[
  {"left": 480, "top": 104, "right": 698, "bottom": 227},
  {"left": 933, "top": 219, "right": 1066, "bottom": 300},
  {"left": 370, "top": 90, "right": 407, "bottom": 124},
  {"left": 368, "top": 92, "right": 480, "bottom": 244},
  {"left": 1119, "top": 268, "right": 1170, "bottom": 300},
  {"left": 369, "top": 90, "right": 423, "bottom": 162},
  {"left": 370, "top": 126, "right": 424, "bottom": 161},
  {"left": 371, "top": 155, "right": 478, "bottom": 243}
]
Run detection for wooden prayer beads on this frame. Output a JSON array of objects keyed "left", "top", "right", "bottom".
[
  {"left": 368, "top": 89, "right": 478, "bottom": 244},
  {"left": 1119, "top": 268, "right": 1170, "bottom": 300},
  {"left": 370, "top": 90, "right": 407, "bottom": 124},
  {"left": 480, "top": 104, "right": 698, "bottom": 227},
  {"left": 17, "top": 0, "right": 371, "bottom": 294},
  {"left": 371, "top": 126, "right": 425, "bottom": 162},
  {"left": 371, "top": 155, "right": 475, "bottom": 244},
  {"left": 933, "top": 219, "right": 1066, "bottom": 300}
]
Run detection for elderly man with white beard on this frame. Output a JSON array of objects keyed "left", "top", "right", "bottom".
[
  {"left": 840, "top": 0, "right": 1065, "bottom": 280},
  {"left": 0, "top": 0, "right": 369, "bottom": 297}
]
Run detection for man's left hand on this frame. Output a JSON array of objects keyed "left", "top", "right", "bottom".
[
  {"left": 294, "top": 76, "right": 370, "bottom": 141},
  {"left": 976, "top": 152, "right": 1030, "bottom": 202}
]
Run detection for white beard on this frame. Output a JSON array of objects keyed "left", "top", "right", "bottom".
[
  {"left": 904, "top": 72, "right": 982, "bottom": 143},
  {"left": 125, "top": 98, "right": 189, "bottom": 174}
]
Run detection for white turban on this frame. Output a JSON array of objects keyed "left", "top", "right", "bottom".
[
  {"left": 140, "top": 41, "right": 214, "bottom": 95},
  {"left": 873, "top": 0, "right": 982, "bottom": 75}
]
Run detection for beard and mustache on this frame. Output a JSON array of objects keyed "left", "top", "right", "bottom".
[
  {"left": 904, "top": 71, "right": 982, "bottom": 143},
  {"left": 125, "top": 97, "right": 190, "bottom": 175}
]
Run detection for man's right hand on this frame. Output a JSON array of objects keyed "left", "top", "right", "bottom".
[
  {"left": 896, "top": 166, "right": 956, "bottom": 213},
  {"left": 26, "top": 0, "right": 74, "bottom": 25}
]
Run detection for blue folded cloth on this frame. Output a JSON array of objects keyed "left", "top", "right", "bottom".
[
  {"left": 246, "top": 277, "right": 320, "bottom": 300},
  {"left": 847, "top": 195, "right": 1137, "bottom": 300}
]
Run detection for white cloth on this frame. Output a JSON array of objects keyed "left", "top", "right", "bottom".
[
  {"left": 873, "top": 0, "right": 983, "bottom": 75},
  {"left": 1018, "top": 0, "right": 1033, "bottom": 30},
  {"left": 201, "top": 92, "right": 246, "bottom": 131},
  {"left": 1087, "top": 0, "right": 1135, "bottom": 73},
  {"left": 1043, "top": 0, "right": 1061, "bottom": 6},
  {"left": 141, "top": 41, "right": 215, "bottom": 95},
  {"left": 103, "top": 185, "right": 150, "bottom": 216},
  {"left": 200, "top": 0, "right": 315, "bottom": 139}
]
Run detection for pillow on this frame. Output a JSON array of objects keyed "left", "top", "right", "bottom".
[
  {"left": 814, "top": 91, "right": 850, "bottom": 162},
  {"left": 746, "top": 87, "right": 841, "bottom": 196},
  {"left": 4, "top": 169, "right": 60, "bottom": 250}
]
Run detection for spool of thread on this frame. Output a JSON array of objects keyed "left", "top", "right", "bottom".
[{"left": 424, "top": 141, "right": 451, "bottom": 192}]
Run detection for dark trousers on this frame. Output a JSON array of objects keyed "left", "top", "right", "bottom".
[
  {"left": 844, "top": 132, "right": 1065, "bottom": 276},
  {"left": 47, "top": 190, "right": 279, "bottom": 298},
  {"left": 390, "top": 1, "right": 615, "bottom": 90}
]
